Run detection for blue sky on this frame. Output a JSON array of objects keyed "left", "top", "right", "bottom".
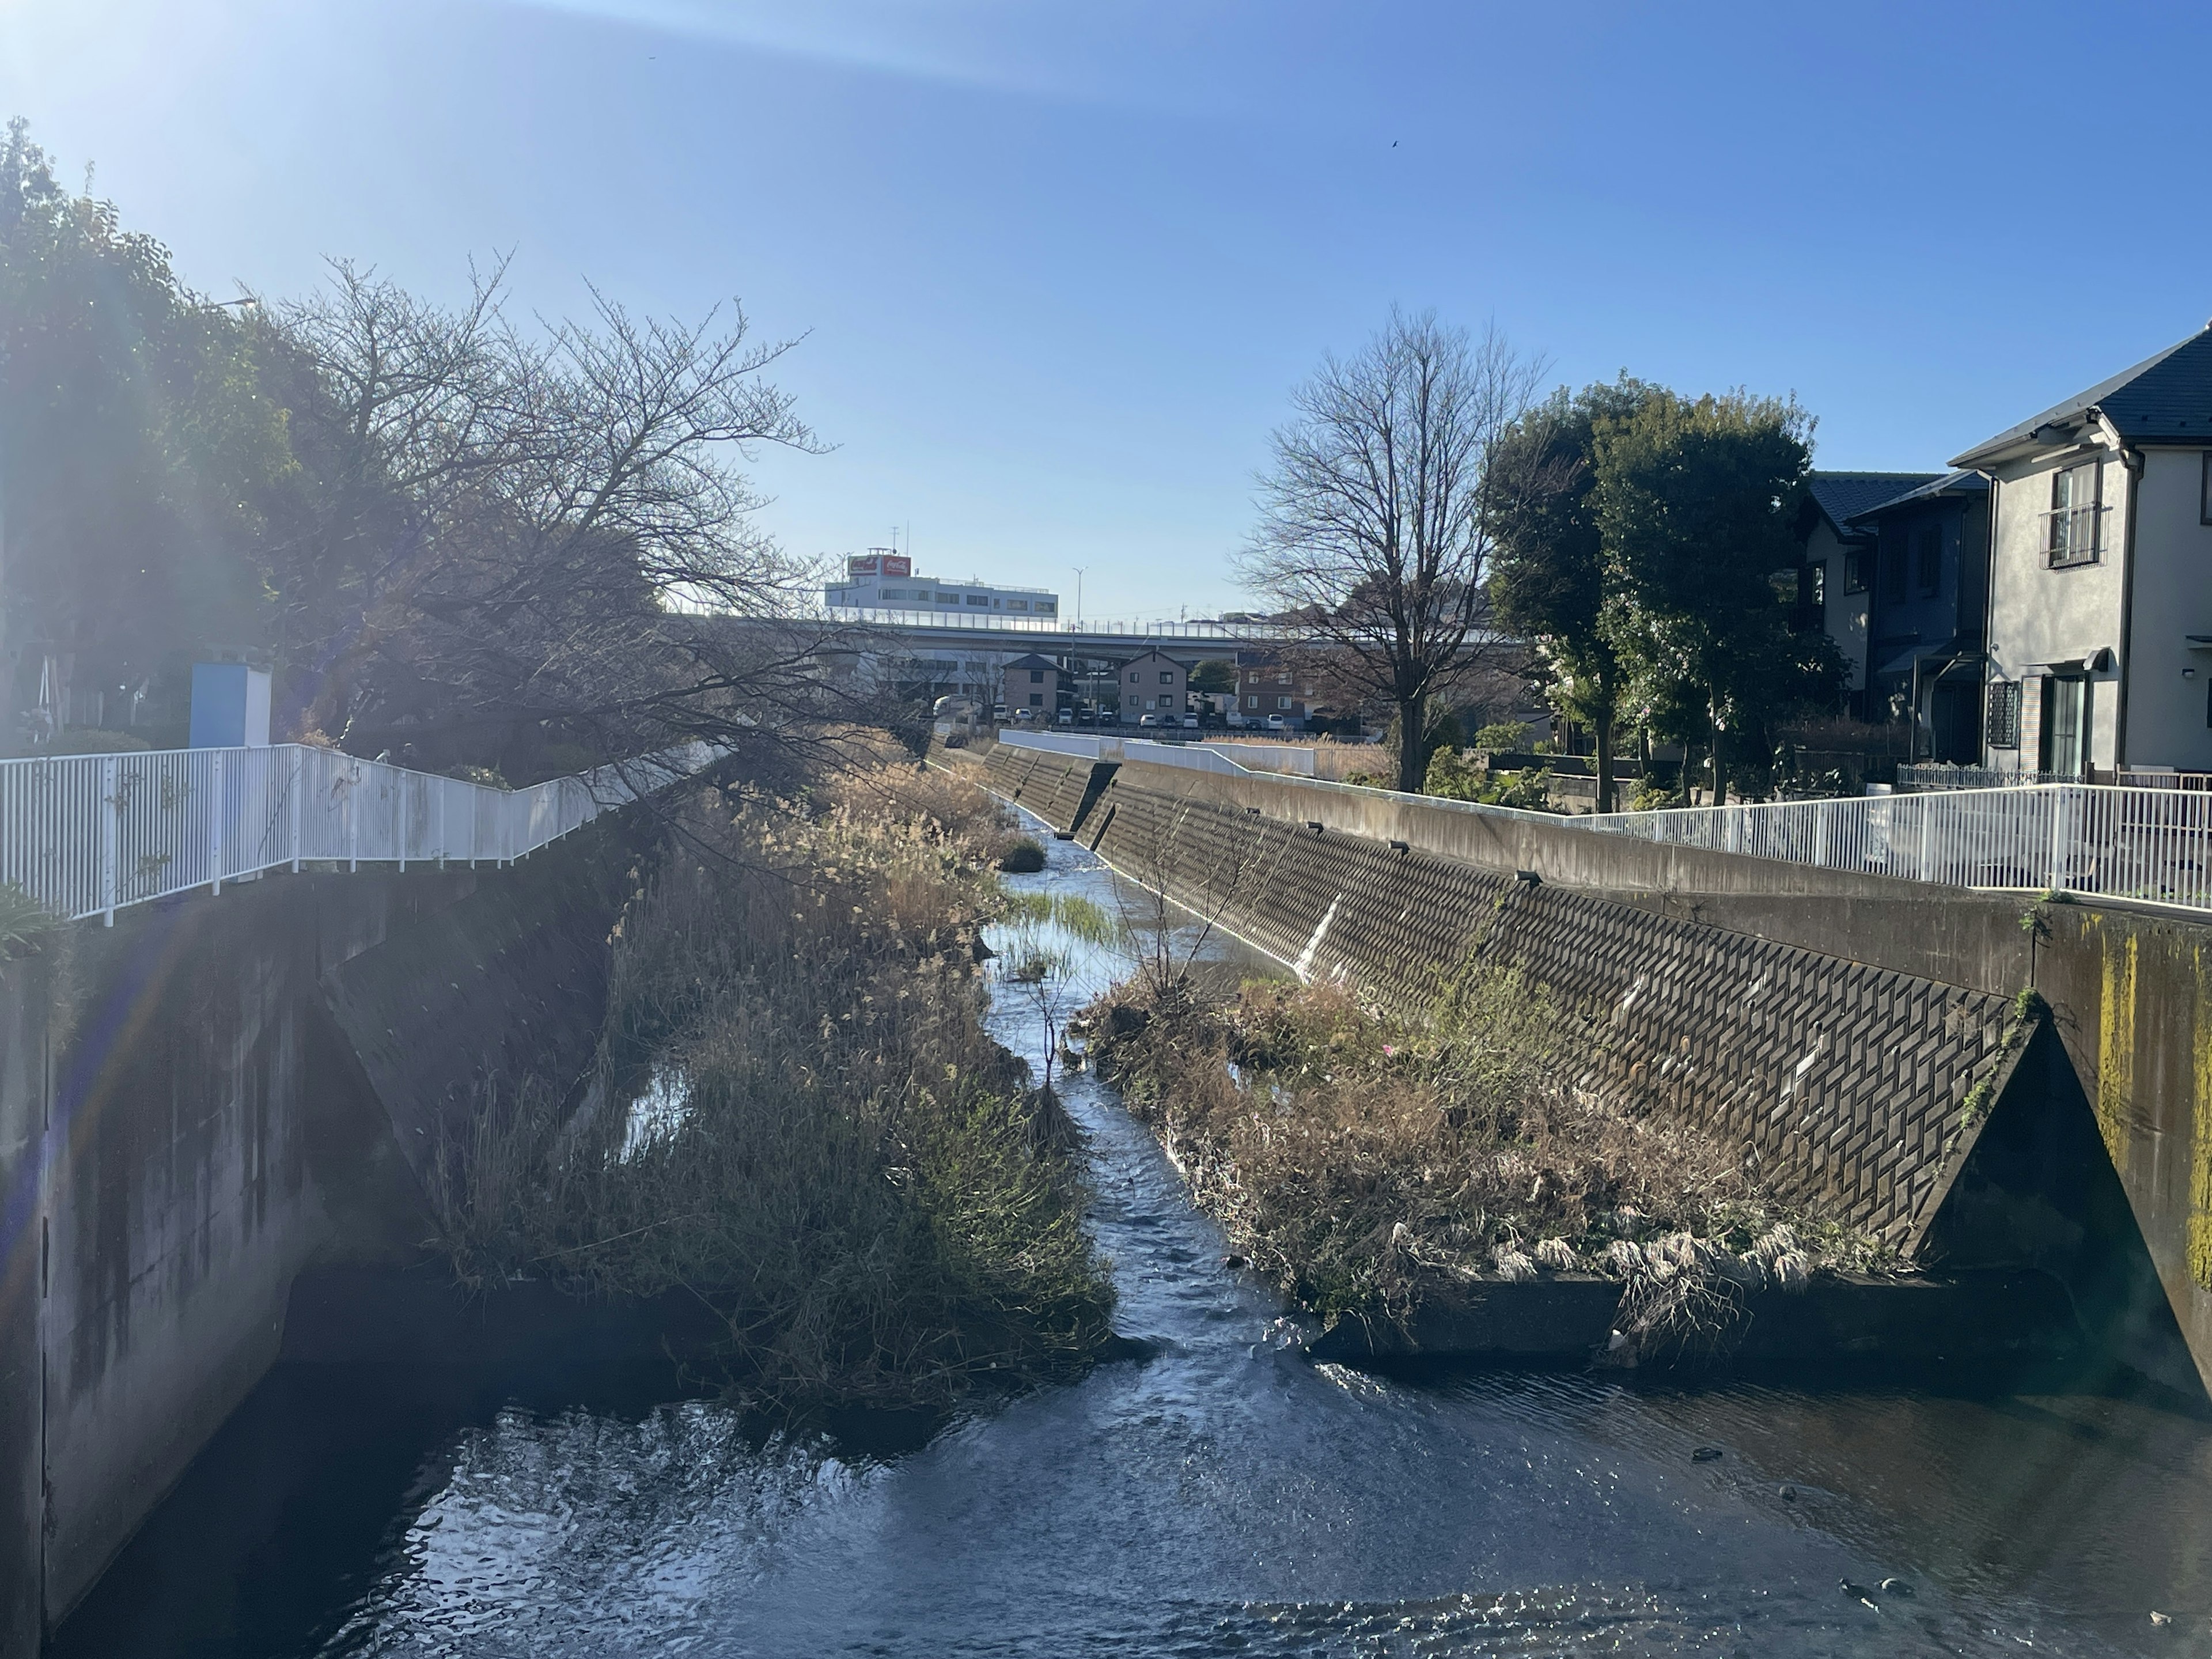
[{"left": 6, "top": 1, "right": 2211, "bottom": 624}]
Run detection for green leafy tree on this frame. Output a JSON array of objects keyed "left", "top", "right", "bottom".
[
  {"left": 1590, "top": 389, "right": 1840, "bottom": 804},
  {"left": 0, "top": 118, "right": 291, "bottom": 747},
  {"left": 1188, "top": 659, "right": 1236, "bottom": 695},
  {"left": 1487, "top": 375, "right": 1654, "bottom": 811}
]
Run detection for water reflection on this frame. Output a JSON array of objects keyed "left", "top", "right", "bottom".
[{"left": 56, "top": 816, "right": 2212, "bottom": 1658}]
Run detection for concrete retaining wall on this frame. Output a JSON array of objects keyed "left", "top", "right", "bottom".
[
  {"left": 979, "top": 744, "right": 2212, "bottom": 1392},
  {"left": 0, "top": 821, "right": 632, "bottom": 1647}
]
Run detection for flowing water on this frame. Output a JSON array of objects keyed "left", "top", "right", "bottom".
[{"left": 56, "top": 824, "right": 2212, "bottom": 1658}]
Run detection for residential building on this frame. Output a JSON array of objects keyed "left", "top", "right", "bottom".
[
  {"left": 1116, "top": 650, "right": 1188, "bottom": 721},
  {"left": 1000, "top": 653, "right": 1062, "bottom": 715},
  {"left": 1234, "top": 650, "right": 1326, "bottom": 725},
  {"left": 824, "top": 551, "right": 1059, "bottom": 618},
  {"left": 1796, "top": 471, "right": 1941, "bottom": 712},
  {"left": 1953, "top": 323, "right": 2212, "bottom": 780},
  {"left": 1842, "top": 471, "right": 1991, "bottom": 763}
]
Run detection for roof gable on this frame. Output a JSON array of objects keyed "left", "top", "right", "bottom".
[
  {"left": 1954, "top": 325, "right": 2212, "bottom": 465},
  {"left": 1804, "top": 471, "right": 1943, "bottom": 535}
]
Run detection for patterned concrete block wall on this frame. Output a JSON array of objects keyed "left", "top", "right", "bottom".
[{"left": 987, "top": 748, "right": 2024, "bottom": 1255}]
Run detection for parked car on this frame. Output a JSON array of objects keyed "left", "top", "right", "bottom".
[
  {"left": 1138, "top": 713, "right": 1160, "bottom": 728},
  {"left": 1264, "top": 714, "right": 1287, "bottom": 732},
  {"left": 1056, "top": 708, "right": 1073, "bottom": 725},
  {"left": 1180, "top": 713, "right": 1198, "bottom": 728},
  {"left": 1014, "top": 707, "right": 1034, "bottom": 722}
]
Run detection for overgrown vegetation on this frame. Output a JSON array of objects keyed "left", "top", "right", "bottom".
[
  {"left": 1081, "top": 967, "right": 1888, "bottom": 1355},
  {"left": 429, "top": 760, "right": 1117, "bottom": 1413},
  {"left": 0, "top": 882, "right": 58, "bottom": 956}
]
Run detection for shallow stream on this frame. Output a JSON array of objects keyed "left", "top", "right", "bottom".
[{"left": 58, "top": 824, "right": 2212, "bottom": 1657}]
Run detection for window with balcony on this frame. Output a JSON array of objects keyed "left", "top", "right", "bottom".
[{"left": 2046, "top": 460, "right": 2104, "bottom": 567}]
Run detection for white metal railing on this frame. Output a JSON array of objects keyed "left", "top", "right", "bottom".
[
  {"left": 0, "top": 742, "right": 712, "bottom": 925},
  {"left": 1581, "top": 784, "right": 2212, "bottom": 911},
  {"left": 1896, "top": 763, "right": 2075, "bottom": 791}
]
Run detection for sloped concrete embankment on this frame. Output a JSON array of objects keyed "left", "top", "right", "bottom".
[
  {"left": 978, "top": 744, "right": 2199, "bottom": 1389},
  {"left": 0, "top": 817, "right": 638, "bottom": 1646}
]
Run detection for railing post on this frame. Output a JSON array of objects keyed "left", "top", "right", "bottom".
[
  {"left": 1916, "top": 801, "right": 1933, "bottom": 882},
  {"left": 210, "top": 750, "right": 225, "bottom": 895},
  {"left": 2049, "top": 787, "right": 2071, "bottom": 892},
  {"left": 100, "top": 754, "right": 119, "bottom": 926},
  {"left": 1812, "top": 804, "right": 1830, "bottom": 869},
  {"left": 348, "top": 762, "right": 359, "bottom": 872}
]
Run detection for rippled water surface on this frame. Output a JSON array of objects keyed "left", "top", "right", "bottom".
[{"left": 59, "top": 824, "right": 2212, "bottom": 1658}]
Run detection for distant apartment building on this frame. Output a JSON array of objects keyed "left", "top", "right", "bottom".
[
  {"left": 1953, "top": 323, "right": 2212, "bottom": 780},
  {"left": 824, "top": 552, "right": 1059, "bottom": 618}
]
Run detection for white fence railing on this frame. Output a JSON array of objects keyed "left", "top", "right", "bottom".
[
  {"left": 1, "top": 742, "right": 712, "bottom": 925},
  {"left": 1581, "top": 784, "right": 2212, "bottom": 911},
  {"left": 997, "top": 728, "right": 1319, "bottom": 778}
]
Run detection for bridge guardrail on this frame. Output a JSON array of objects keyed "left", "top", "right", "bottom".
[{"left": 1, "top": 741, "right": 713, "bottom": 925}]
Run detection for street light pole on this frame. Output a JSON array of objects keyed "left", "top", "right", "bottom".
[{"left": 1073, "top": 567, "right": 1085, "bottom": 627}]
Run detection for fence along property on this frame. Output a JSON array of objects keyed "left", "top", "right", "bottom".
[
  {"left": 1, "top": 742, "right": 711, "bottom": 925},
  {"left": 992, "top": 730, "right": 2212, "bottom": 915}
]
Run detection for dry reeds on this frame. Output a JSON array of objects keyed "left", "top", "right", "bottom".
[
  {"left": 428, "top": 760, "right": 1117, "bottom": 1411},
  {"left": 1084, "top": 969, "right": 1887, "bottom": 1333}
]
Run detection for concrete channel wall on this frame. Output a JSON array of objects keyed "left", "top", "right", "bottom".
[
  {"left": 0, "top": 822, "right": 632, "bottom": 1650},
  {"left": 978, "top": 743, "right": 2212, "bottom": 1394}
]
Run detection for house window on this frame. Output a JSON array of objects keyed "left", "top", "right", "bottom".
[
  {"left": 1986, "top": 680, "right": 2021, "bottom": 749},
  {"left": 966, "top": 594, "right": 990, "bottom": 607},
  {"left": 1246, "top": 695, "right": 1258, "bottom": 709},
  {"left": 936, "top": 592, "right": 960, "bottom": 604},
  {"left": 2046, "top": 461, "right": 2103, "bottom": 567},
  {"left": 1914, "top": 523, "right": 1942, "bottom": 596},
  {"left": 1277, "top": 696, "right": 1291, "bottom": 711},
  {"left": 1844, "top": 546, "right": 1869, "bottom": 594},
  {"left": 1029, "top": 669, "right": 1043, "bottom": 683},
  {"left": 2039, "top": 675, "right": 2090, "bottom": 778},
  {"left": 1806, "top": 562, "right": 1826, "bottom": 607},
  {"left": 1028, "top": 693, "right": 1044, "bottom": 707},
  {"left": 1007, "top": 600, "right": 1028, "bottom": 612},
  {"left": 1160, "top": 672, "right": 1172, "bottom": 684},
  {"left": 1127, "top": 671, "right": 1139, "bottom": 684}
]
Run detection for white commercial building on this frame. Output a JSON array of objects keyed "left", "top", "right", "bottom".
[{"left": 824, "top": 552, "right": 1059, "bottom": 619}]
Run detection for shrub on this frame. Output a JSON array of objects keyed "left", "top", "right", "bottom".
[
  {"left": 996, "top": 835, "right": 1048, "bottom": 873},
  {"left": 1471, "top": 721, "right": 1529, "bottom": 751},
  {"left": 0, "top": 883, "right": 59, "bottom": 956}
]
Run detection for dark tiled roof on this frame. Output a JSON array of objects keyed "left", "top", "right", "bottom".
[
  {"left": 1953, "top": 325, "right": 2212, "bottom": 464},
  {"left": 1842, "top": 468, "right": 1990, "bottom": 525},
  {"left": 1805, "top": 471, "right": 1943, "bottom": 533},
  {"left": 1001, "top": 653, "right": 1060, "bottom": 671}
]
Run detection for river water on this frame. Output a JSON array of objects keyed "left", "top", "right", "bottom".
[{"left": 58, "top": 825, "right": 2212, "bottom": 1657}]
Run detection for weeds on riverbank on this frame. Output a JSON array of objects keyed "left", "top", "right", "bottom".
[
  {"left": 429, "top": 760, "right": 1118, "bottom": 1413},
  {"left": 1081, "top": 969, "right": 1887, "bottom": 1346}
]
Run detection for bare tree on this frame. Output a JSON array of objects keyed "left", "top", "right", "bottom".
[{"left": 1239, "top": 310, "right": 1543, "bottom": 793}]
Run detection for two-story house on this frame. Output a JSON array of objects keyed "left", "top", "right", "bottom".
[
  {"left": 1842, "top": 471, "right": 1991, "bottom": 763},
  {"left": 1234, "top": 650, "right": 1326, "bottom": 726},
  {"left": 1796, "top": 471, "right": 1941, "bottom": 713},
  {"left": 1117, "top": 650, "right": 1189, "bottom": 721},
  {"left": 1000, "top": 653, "right": 1061, "bottom": 717},
  {"left": 1954, "top": 323, "right": 2212, "bottom": 780}
]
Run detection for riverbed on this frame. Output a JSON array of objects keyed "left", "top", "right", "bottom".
[{"left": 55, "top": 824, "right": 2212, "bottom": 1657}]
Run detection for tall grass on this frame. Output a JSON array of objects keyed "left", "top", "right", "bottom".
[
  {"left": 429, "top": 761, "right": 1118, "bottom": 1412},
  {"left": 1083, "top": 969, "right": 1884, "bottom": 1342}
]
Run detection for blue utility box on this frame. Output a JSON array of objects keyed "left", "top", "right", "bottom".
[{"left": 188, "top": 664, "right": 272, "bottom": 748}]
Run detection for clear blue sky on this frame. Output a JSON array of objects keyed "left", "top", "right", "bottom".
[{"left": 6, "top": 1, "right": 2211, "bottom": 624}]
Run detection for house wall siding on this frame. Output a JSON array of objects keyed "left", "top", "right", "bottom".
[
  {"left": 2120, "top": 448, "right": 2212, "bottom": 771},
  {"left": 1984, "top": 449, "right": 2130, "bottom": 772}
]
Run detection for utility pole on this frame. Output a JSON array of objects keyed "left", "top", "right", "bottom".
[{"left": 1073, "top": 567, "right": 1085, "bottom": 627}]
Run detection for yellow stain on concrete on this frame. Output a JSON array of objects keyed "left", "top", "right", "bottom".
[
  {"left": 2190, "top": 944, "right": 2212, "bottom": 1291},
  {"left": 2096, "top": 927, "right": 2138, "bottom": 1169}
]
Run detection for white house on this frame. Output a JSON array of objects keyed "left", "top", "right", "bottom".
[{"left": 1954, "top": 323, "right": 2212, "bottom": 779}]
